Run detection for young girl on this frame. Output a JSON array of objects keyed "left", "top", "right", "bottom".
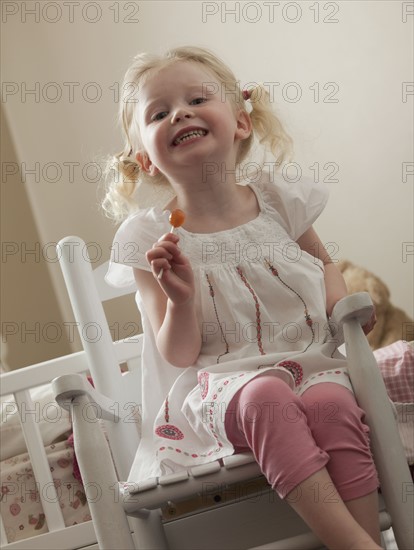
[{"left": 104, "top": 46, "right": 381, "bottom": 550}]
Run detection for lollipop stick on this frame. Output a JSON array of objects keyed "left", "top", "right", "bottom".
[
  {"left": 157, "top": 226, "right": 175, "bottom": 280},
  {"left": 157, "top": 209, "right": 185, "bottom": 281}
]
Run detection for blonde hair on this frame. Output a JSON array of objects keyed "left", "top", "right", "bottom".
[{"left": 102, "top": 46, "right": 294, "bottom": 222}]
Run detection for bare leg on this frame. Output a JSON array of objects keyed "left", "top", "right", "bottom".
[
  {"left": 345, "top": 490, "right": 381, "bottom": 545},
  {"left": 286, "top": 468, "right": 382, "bottom": 550}
]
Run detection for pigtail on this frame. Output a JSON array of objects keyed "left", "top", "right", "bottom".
[
  {"left": 245, "top": 84, "right": 294, "bottom": 167},
  {"left": 102, "top": 144, "right": 173, "bottom": 223},
  {"left": 101, "top": 148, "right": 142, "bottom": 223}
]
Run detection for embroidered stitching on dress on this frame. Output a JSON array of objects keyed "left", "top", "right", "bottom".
[
  {"left": 155, "top": 393, "right": 185, "bottom": 440},
  {"left": 164, "top": 394, "right": 169, "bottom": 422},
  {"left": 156, "top": 373, "right": 246, "bottom": 458},
  {"left": 205, "top": 273, "right": 229, "bottom": 363},
  {"left": 264, "top": 258, "right": 315, "bottom": 351},
  {"left": 235, "top": 266, "right": 266, "bottom": 356}
]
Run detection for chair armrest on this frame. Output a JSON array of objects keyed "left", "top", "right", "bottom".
[
  {"left": 332, "top": 292, "right": 413, "bottom": 550},
  {"left": 331, "top": 291, "right": 373, "bottom": 328},
  {"left": 52, "top": 373, "right": 121, "bottom": 422}
]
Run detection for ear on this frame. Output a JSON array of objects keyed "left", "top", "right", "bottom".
[
  {"left": 135, "top": 151, "right": 159, "bottom": 176},
  {"left": 235, "top": 109, "right": 252, "bottom": 141}
]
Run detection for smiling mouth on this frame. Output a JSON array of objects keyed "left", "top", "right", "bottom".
[{"left": 173, "top": 129, "right": 208, "bottom": 146}]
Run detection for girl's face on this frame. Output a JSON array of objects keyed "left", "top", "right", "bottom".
[{"left": 134, "top": 61, "right": 250, "bottom": 179}]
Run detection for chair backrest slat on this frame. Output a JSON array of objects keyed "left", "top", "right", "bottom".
[
  {"left": 14, "top": 389, "right": 66, "bottom": 532},
  {"left": 58, "top": 236, "right": 142, "bottom": 479}
]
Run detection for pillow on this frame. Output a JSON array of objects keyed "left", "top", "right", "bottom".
[
  {"left": 374, "top": 340, "right": 414, "bottom": 403},
  {"left": 374, "top": 340, "right": 414, "bottom": 464}
]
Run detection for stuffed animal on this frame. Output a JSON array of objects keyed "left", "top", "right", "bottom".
[{"left": 338, "top": 260, "right": 413, "bottom": 350}]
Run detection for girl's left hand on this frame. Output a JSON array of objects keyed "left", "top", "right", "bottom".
[{"left": 362, "top": 305, "right": 377, "bottom": 335}]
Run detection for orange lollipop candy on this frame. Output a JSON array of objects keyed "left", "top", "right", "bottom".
[
  {"left": 169, "top": 208, "right": 185, "bottom": 230},
  {"left": 157, "top": 209, "right": 185, "bottom": 280}
]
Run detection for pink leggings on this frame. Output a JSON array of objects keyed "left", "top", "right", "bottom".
[{"left": 224, "top": 376, "right": 380, "bottom": 501}]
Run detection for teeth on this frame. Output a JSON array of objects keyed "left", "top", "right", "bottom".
[{"left": 174, "top": 130, "right": 207, "bottom": 145}]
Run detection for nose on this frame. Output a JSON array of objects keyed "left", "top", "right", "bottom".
[{"left": 170, "top": 106, "right": 194, "bottom": 124}]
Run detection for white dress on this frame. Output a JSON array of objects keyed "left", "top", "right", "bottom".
[{"left": 105, "top": 169, "right": 352, "bottom": 483}]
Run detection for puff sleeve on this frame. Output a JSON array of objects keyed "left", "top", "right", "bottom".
[
  {"left": 257, "top": 168, "right": 330, "bottom": 241},
  {"left": 105, "top": 207, "right": 170, "bottom": 288}
]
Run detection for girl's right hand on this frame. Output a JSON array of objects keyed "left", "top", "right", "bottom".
[{"left": 146, "top": 233, "right": 195, "bottom": 305}]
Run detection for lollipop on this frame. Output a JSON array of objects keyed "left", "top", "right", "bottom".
[
  {"left": 157, "top": 209, "right": 185, "bottom": 280},
  {"left": 169, "top": 208, "right": 185, "bottom": 229}
]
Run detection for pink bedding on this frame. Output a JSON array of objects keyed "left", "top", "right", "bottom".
[{"left": 1, "top": 439, "right": 91, "bottom": 543}]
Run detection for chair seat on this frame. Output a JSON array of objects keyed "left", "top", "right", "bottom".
[
  {"left": 120, "top": 458, "right": 392, "bottom": 550},
  {"left": 120, "top": 452, "right": 265, "bottom": 515}
]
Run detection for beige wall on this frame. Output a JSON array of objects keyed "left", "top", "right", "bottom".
[
  {"left": 1, "top": 1, "right": 413, "bottom": 369},
  {"left": 1, "top": 105, "right": 73, "bottom": 368}
]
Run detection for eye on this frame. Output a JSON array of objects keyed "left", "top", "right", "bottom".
[
  {"left": 190, "top": 97, "right": 207, "bottom": 105},
  {"left": 151, "top": 111, "right": 168, "bottom": 122}
]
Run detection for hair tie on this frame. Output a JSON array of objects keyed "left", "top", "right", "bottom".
[{"left": 242, "top": 89, "right": 252, "bottom": 101}]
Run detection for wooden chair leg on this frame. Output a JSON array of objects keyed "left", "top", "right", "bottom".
[{"left": 71, "top": 394, "right": 135, "bottom": 550}]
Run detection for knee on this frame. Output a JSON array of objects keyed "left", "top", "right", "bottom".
[
  {"left": 236, "top": 375, "right": 304, "bottom": 424},
  {"left": 302, "top": 383, "right": 365, "bottom": 432},
  {"left": 239, "top": 375, "right": 294, "bottom": 404}
]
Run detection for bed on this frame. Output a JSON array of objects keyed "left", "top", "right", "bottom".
[{"left": 0, "top": 352, "right": 100, "bottom": 550}]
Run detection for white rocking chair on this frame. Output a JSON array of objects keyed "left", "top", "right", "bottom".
[{"left": 52, "top": 236, "right": 413, "bottom": 550}]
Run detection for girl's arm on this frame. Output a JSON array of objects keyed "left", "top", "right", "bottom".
[
  {"left": 133, "top": 233, "right": 202, "bottom": 368},
  {"left": 296, "top": 227, "right": 377, "bottom": 333},
  {"left": 296, "top": 226, "right": 347, "bottom": 317}
]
